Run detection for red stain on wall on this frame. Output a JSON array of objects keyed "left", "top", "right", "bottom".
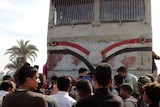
[
  {"left": 47, "top": 54, "right": 63, "bottom": 70},
  {"left": 71, "top": 56, "right": 81, "bottom": 66},
  {"left": 121, "top": 56, "right": 136, "bottom": 69},
  {"left": 108, "top": 58, "right": 115, "bottom": 68}
]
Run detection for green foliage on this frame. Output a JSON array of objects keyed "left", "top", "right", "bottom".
[
  {"left": 4, "top": 57, "right": 23, "bottom": 72},
  {"left": 4, "top": 39, "right": 39, "bottom": 72}
]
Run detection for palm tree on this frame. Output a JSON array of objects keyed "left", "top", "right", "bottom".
[
  {"left": 4, "top": 57, "right": 23, "bottom": 72},
  {"left": 4, "top": 39, "right": 39, "bottom": 68}
]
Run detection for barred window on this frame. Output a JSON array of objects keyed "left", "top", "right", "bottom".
[
  {"left": 100, "top": 0, "right": 145, "bottom": 22},
  {"left": 54, "top": 0, "right": 94, "bottom": 25}
]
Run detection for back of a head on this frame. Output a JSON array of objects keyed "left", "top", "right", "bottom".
[
  {"left": 120, "top": 83, "right": 133, "bottom": 95},
  {"left": 117, "top": 66, "right": 127, "bottom": 73},
  {"left": 76, "top": 79, "right": 93, "bottom": 95},
  {"left": 51, "top": 76, "right": 58, "bottom": 85},
  {"left": 57, "top": 76, "right": 71, "bottom": 91},
  {"left": 15, "top": 65, "right": 38, "bottom": 85},
  {"left": 114, "top": 75, "right": 123, "bottom": 85},
  {"left": 0, "top": 80, "right": 13, "bottom": 91},
  {"left": 24, "top": 62, "right": 30, "bottom": 66},
  {"left": 51, "top": 76, "right": 58, "bottom": 82},
  {"left": 143, "top": 82, "right": 160, "bottom": 103},
  {"left": 2, "top": 75, "right": 12, "bottom": 81},
  {"left": 94, "top": 62, "right": 112, "bottom": 87}
]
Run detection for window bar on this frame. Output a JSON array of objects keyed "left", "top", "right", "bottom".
[
  {"left": 118, "top": 0, "right": 120, "bottom": 21},
  {"left": 133, "top": 0, "right": 136, "bottom": 20},
  {"left": 103, "top": 0, "right": 105, "bottom": 21}
]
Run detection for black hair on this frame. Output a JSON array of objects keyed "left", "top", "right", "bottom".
[
  {"left": 57, "top": 76, "right": 71, "bottom": 91},
  {"left": 34, "top": 65, "right": 39, "bottom": 70},
  {"left": 38, "top": 73, "right": 46, "bottom": 89},
  {"left": 120, "top": 83, "right": 133, "bottom": 94},
  {"left": 51, "top": 75, "right": 58, "bottom": 85},
  {"left": 3, "top": 75, "right": 11, "bottom": 81},
  {"left": 24, "top": 62, "right": 30, "bottom": 66},
  {"left": 117, "top": 66, "right": 127, "bottom": 73},
  {"left": 14, "top": 65, "right": 38, "bottom": 85},
  {"left": 79, "top": 68, "right": 87, "bottom": 74},
  {"left": 94, "top": 62, "right": 112, "bottom": 87},
  {"left": 0, "top": 81, "right": 13, "bottom": 91},
  {"left": 114, "top": 75, "right": 123, "bottom": 84},
  {"left": 76, "top": 79, "right": 93, "bottom": 94},
  {"left": 143, "top": 83, "right": 160, "bottom": 103}
]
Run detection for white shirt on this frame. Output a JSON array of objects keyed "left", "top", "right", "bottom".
[
  {"left": 50, "top": 91, "right": 76, "bottom": 107},
  {"left": 0, "top": 90, "right": 9, "bottom": 97},
  {"left": 0, "top": 90, "right": 9, "bottom": 107}
]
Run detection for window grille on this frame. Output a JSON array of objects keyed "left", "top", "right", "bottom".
[
  {"left": 100, "top": 0, "right": 145, "bottom": 22},
  {"left": 54, "top": 0, "right": 94, "bottom": 25}
]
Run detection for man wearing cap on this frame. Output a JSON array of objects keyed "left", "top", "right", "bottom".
[{"left": 137, "top": 75, "right": 152, "bottom": 107}]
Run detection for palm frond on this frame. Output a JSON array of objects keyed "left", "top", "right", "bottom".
[{"left": 4, "top": 39, "right": 39, "bottom": 71}]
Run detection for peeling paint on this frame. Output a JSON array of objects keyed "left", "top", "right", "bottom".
[
  {"left": 108, "top": 58, "right": 115, "bottom": 68},
  {"left": 121, "top": 56, "right": 136, "bottom": 69},
  {"left": 47, "top": 54, "right": 63, "bottom": 70},
  {"left": 71, "top": 56, "right": 81, "bottom": 66}
]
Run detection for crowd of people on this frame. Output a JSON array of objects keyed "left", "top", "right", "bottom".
[{"left": 0, "top": 62, "right": 160, "bottom": 107}]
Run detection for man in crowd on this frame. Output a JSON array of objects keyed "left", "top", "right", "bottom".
[
  {"left": 0, "top": 80, "right": 16, "bottom": 107},
  {"left": 76, "top": 62, "right": 124, "bottom": 107},
  {"left": 143, "top": 82, "right": 160, "bottom": 107},
  {"left": 77, "top": 68, "right": 88, "bottom": 80},
  {"left": 137, "top": 75, "right": 152, "bottom": 107},
  {"left": 119, "top": 83, "right": 137, "bottom": 107},
  {"left": 2, "top": 65, "right": 57, "bottom": 107},
  {"left": 50, "top": 76, "right": 76, "bottom": 107},
  {"left": 117, "top": 66, "right": 139, "bottom": 98}
]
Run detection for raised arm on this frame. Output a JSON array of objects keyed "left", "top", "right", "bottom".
[{"left": 152, "top": 51, "right": 160, "bottom": 60}]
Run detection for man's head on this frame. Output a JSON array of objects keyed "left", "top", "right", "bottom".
[
  {"left": 137, "top": 76, "right": 152, "bottom": 86},
  {"left": 78, "top": 68, "right": 88, "bottom": 77},
  {"left": 137, "top": 75, "right": 152, "bottom": 93},
  {"left": 57, "top": 76, "right": 71, "bottom": 91},
  {"left": 0, "top": 80, "right": 15, "bottom": 92},
  {"left": 145, "top": 74, "right": 154, "bottom": 82},
  {"left": 2, "top": 75, "right": 13, "bottom": 81},
  {"left": 38, "top": 73, "right": 47, "bottom": 89},
  {"left": 93, "top": 62, "right": 112, "bottom": 88},
  {"left": 117, "top": 66, "right": 127, "bottom": 78},
  {"left": 51, "top": 76, "right": 58, "bottom": 85},
  {"left": 15, "top": 65, "right": 40, "bottom": 90},
  {"left": 114, "top": 75, "right": 123, "bottom": 88},
  {"left": 119, "top": 83, "right": 133, "bottom": 99},
  {"left": 143, "top": 82, "right": 160, "bottom": 104},
  {"left": 76, "top": 79, "right": 93, "bottom": 98}
]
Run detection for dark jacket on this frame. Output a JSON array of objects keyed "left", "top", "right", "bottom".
[
  {"left": 149, "top": 102, "right": 160, "bottom": 107},
  {"left": 2, "top": 90, "right": 57, "bottom": 107},
  {"left": 76, "top": 88, "right": 124, "bottom": 107}
]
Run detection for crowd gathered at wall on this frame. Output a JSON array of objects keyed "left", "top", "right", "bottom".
[{"left": 0, "top": 62, "right": 160, "bottom": 107}]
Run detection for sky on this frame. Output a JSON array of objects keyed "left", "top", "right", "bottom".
[
  {"left": 0, "top": 0, "right": 50, "bottom": 74},
  {"left": 0, "top": 0, "right": 160, "bottom": 75}
]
